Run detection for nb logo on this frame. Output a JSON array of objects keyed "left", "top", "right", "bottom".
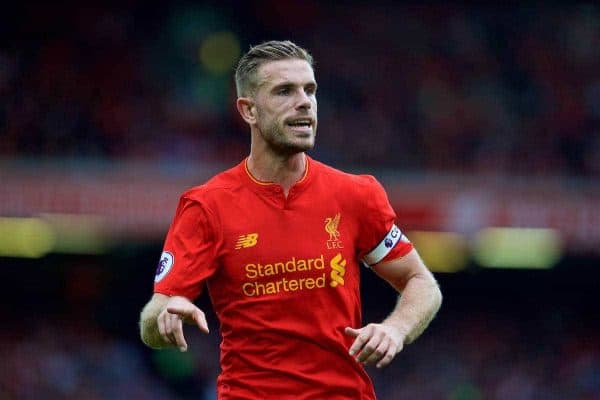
[
  {"left": 329, "top": 253, "right": 347, "bottom": 287},
  {"left": 235, "top": 233, "right": 259, "bottom": 249}
]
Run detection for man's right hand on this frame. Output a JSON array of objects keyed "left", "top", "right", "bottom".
[{"left": 157, "top": 295, "right": 210, "bottom": 352}]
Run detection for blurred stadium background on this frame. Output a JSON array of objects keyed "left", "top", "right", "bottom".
[{"left": 1, "top": 2, "right": 598, "bottom": 399}]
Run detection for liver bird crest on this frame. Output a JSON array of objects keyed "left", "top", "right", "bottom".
[{"left": 324, "top": 213, "right": 341, "bottom": 241}]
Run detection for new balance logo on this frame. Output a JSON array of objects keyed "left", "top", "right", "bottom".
[{"left": 235, "top": 233, "right": 259, "bottom": 249}]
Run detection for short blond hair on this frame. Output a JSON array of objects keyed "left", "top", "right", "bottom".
[{"left": 235, "top": 40, "right": 314, "bottom": 97}]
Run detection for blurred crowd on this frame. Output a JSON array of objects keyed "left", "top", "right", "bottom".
[
  {"left": 1, "top": 3, "right": 599, "bottom": 398},
  {"left": 1, "top": 3, "right": 599, "bottom": 176},
  {"left": 0, "top": 317, "right": 174, "bottom": 399},
  {"left": 1, "top": 310, "right": 597, "bottom": 399},
  {"left": 374, "top": 314, "right": 599, "bottom": 400}
]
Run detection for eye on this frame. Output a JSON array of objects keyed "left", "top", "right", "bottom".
[
  {"left": 277, "top": 87, "right": 290, "bottom": 95},
  {"left": 305, "top": 85, "right": 317, "bottom": 96}
]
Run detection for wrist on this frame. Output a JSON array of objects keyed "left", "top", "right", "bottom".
[{"left": 382, "top": 318, "right": 410, "bottom": 345}]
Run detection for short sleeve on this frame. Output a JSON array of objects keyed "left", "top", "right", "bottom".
[
  {"left": 153, "top": 196, "right": 219, "bottom": 300},
  {"left": 356, "top": 176, "right": 413, "bottom": 266}
]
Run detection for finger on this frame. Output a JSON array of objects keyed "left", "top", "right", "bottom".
[
  {"left": 167, "top": 306, "right": 192, "bottom": 317},
  {"left": 164, "top": 313, "right": 178, "bottom": 348},
  {"left": 348, "top": 327, "right": 372, "bottom": 357},
  {"left": 191, "top": 309, "right": 210, "bottom": 334},
  {"left": 169, "top": 313, "right": 188, "bottom": 352},
  {"left": 356, "top": 333, "right": 384, "bottom": 363},
  {"left": 168, "top": 306, "right": 209, "bottom": 333},
  {"left": 376, "top": 341, "right": 399, "bottom": 369},
  {"left": 157, "top": 313, "right": 173, "bottom": 346},
  {"left": 344, "top": 327, "right": 360, "bottom": 338},
  {"left": 363, "top": 336, "right": 389, "bottom": 365}
]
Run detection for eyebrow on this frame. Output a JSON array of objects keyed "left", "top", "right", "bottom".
[{"left": 270, "top": 81, "right": 318, "bottom": 92}]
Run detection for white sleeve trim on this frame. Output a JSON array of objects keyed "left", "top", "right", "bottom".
[{"left": 362, "top": 224, "right": 405, "bottom": 266}]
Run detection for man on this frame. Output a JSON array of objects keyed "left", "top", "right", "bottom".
[{"left": 140, "top": 40, "right": 442, "bottom": 399}]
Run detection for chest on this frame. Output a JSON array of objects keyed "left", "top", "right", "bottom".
[
  {"left": 219, "top": 189, "right": 357, "bottom": 260},
  {"left": 209, "top": 189, "right": 362, "bottom": 299}
]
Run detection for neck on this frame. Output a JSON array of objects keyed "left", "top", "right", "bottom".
[{"left": 246, "top": 150, "right": 306, "bottom": 192}]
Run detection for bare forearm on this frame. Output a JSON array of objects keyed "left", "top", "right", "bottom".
[{"left": 383, "top": 274, "right": 442, "bottom": 344}]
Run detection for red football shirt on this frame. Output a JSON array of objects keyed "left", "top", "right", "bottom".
[{"left": 154, "top": 156, "right": 413, "bottom": 399}]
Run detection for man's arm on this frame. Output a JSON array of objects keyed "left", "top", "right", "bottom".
[
  {"left": 345, "top": 248, "right": 442, "bottom": 368},
  {"left": 140, "top": 293, "right": 210, "bottom": 352}
]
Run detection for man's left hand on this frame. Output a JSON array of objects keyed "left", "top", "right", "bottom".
[{"left": 344, "top": 324, "right": 405, "bottom": 368}]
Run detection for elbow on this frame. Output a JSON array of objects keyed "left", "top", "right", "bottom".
[
  {"left": 431, "top": 281, "right": 443, "bottom": 314},
  {"left": 418, "top": 272, "right": 443, "bottom": 312},
  {"left": 435, "top": 284, "right": 443, "bottom": 310}
]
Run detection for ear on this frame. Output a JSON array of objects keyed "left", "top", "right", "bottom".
[{"left": 236, "top": 97, "right": 256, "bottom": 125}]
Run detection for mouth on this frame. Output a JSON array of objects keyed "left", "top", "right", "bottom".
[{"left": 285, "top": 117, "right": 314, "bottom": 134}]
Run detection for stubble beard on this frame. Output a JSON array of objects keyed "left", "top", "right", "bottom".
[{"left": 260, "top": 119, "right": 315, "bottom": 156}]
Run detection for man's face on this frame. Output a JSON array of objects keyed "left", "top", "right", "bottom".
[{"left": 251, "top": 58, "right": 318, "bottom": 155}]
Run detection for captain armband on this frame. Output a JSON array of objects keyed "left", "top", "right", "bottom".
[{"left": 362, "top": 224, "right": 410, "bottom": 267}]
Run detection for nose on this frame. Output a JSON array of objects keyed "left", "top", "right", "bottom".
[{"left": 295, "top": 89, "right": 312, "bottom": 110}]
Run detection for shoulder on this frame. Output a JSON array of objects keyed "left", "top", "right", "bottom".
[
  {"left": 312, "top": 159, "right": 384, "bottom": 192},
  {"left": 179, "top": 163, "right": 244, "bottom": 206},
  {"left": 311, "top": 159, "right": 391, "bottom": 215}
]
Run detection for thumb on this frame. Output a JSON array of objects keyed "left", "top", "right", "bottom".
[{"left": 344, "top": 327, "right": 361, "bottom": 337}]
